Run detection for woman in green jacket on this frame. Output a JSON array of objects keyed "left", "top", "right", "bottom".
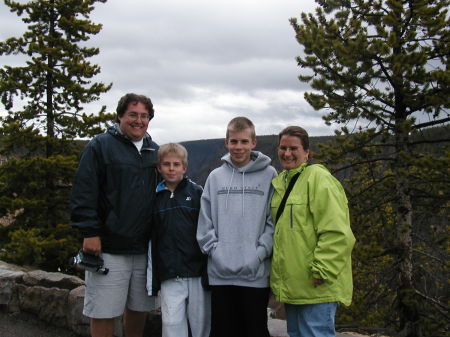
[{"left": 270, "top": 126, "right": 355, "bottom": 337}]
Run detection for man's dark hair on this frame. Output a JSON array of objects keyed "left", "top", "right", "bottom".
[{"left": 116, "top": 93, "right": 154, "bottom": 122}]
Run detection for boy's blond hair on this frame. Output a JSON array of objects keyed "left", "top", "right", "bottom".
[
  {"left": 158, "top": 143, "right": 188, "bottom": 167},
  {"left": 226, "top": 117, "right": 256, "bottom": 140}
]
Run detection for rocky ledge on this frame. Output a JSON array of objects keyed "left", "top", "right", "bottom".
[{"left": 0, "top": 260, "right": 161, "bottom": 337}]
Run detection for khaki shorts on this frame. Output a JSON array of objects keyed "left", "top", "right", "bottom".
[{"left": 83, "top": 253, "right": 157, "bottom": 319}]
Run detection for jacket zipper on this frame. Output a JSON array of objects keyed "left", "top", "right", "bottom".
[
  {"left": 290, "top": 205, "right": 293, "bottom": 229},
  {"left": 141, "top": 146, "right": 159, "bottom": 190}
]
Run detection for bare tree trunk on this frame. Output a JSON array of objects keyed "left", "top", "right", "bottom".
[
  {"left": 394, "top": 126, "right": 420, "bottom": 337},
  {"left": 46, "top": 1, "right": 56, "bottom": 158}
]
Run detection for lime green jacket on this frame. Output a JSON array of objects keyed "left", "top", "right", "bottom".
[{"left": 270, "top": 163, "right": 355, "bottom": 306}]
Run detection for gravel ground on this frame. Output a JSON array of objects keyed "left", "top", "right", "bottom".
[
  {"left": 0, "top": 310, "right": 355, "bottom": 337},
  {"left": 0, "top": 311, "right": 79, "bottom": 337}
]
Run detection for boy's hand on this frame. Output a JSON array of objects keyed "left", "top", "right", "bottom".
[{"left": 83, "top": 237, "right": 102, "bottom": 256}]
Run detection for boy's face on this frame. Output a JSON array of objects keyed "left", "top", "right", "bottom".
[
  {"left": 225, "top": 128, "right": 256, "bottom": 168},
  {"left": 158, "top": 154, "right": 187, "bottom": 188}
]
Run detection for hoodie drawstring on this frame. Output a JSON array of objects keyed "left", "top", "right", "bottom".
[
  {"left": 225, "top": 169, "right": 245, "bottom": 217},
  {"left": 225, "top": 168, "right": 235, "bottom": 209},
  {"left": 241, "top": 172, "right": 245, "bottom": 216}
]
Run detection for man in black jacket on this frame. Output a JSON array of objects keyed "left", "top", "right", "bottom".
[{"left": 70, "top": 93, "right": 160, "bottom": 337}]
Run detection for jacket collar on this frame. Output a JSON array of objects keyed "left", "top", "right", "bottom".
[
  {"left": 107, "top": 123, "right": 152, "bottom": 144},
  {"left": 156, "top": 177, "right": 188, "bottom": 193},
  {"left": 284, "top": 162, "right": 309, "bottom": 180},
  {"left": 272, "top": 163, "right": 309, "bottom": 191}
]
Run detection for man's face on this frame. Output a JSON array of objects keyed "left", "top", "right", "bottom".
[
  {"left": 278, "top": 135, "right": 309, "bottom": 170},
  {"left": 118, "top": 102, "right": 150, "bottom": 141},
  {"left": 158, "top": 154, "right": 186, "bottom": 189},
  {"left": 225, "top": 128, "right": 256, "bottom": 168}
]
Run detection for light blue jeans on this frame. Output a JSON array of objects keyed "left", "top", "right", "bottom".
[{"left": 285, "top": 302, "right": 337, "bottom": 337}]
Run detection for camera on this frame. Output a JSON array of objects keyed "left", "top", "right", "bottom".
[{"left": 69, "top": 250, "right": 109, "bottom": 275}]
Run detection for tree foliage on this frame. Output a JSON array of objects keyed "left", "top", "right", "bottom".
[
  {"left": 1, "top": 224, "right": 81, "bottom": 272},
  {"left": 0, "top": 0, "right": 114, "bottom": 272},
  {"left": 291, "top": 0, "right": 449, "bottom": 336},
  {"left": 0, "top": 0, "right": 113, "bottom": 148}
]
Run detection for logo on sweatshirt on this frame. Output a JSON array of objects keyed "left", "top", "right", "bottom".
[
  {"left": 218, "top": 186, "right": 264, "bottom": 196},
  {"left": 186, "top": 196, "right": 191, "bottom": 201}
]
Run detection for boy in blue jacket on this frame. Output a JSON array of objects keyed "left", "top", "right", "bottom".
[{"left": 147, "top": 143, "right": 210, "bottom": 337}]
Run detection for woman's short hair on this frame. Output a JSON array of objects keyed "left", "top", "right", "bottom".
[{"left": 278, "top": 126, "right": 310, "bottom": 151}]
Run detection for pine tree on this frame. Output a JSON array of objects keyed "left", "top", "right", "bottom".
[
  {"left": 0, "top": 0, "right": 113, "bottom": 271},
  {"left": 290, "top": 1, "right": 449, "bottom": 336}
]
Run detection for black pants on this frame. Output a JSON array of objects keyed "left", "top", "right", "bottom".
[{"left": 210, "top": 285, "right": 271, "bottom": 337}]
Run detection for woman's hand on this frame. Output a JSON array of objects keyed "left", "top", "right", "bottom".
[{"left": 313, "top": 278, "right": 324, "bottom": 287}]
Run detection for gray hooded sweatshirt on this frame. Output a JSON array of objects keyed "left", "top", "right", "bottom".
[{"left": 197, "top": 151, "right": 277, "bottom": 287}]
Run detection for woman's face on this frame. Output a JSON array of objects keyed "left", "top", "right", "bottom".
[{"left": 278, "top": 135, "right": 310, "bottom": 170}]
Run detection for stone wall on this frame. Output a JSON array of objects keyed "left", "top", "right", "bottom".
[{"left": 0, "top": 261, "right": 161, "bottom": 337}]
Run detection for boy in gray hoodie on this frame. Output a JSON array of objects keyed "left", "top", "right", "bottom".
[{"left": 197, "top": 117, "right": 277, "bottom": 337}]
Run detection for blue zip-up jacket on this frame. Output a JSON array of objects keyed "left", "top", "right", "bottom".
[{"left": 151, "top": 177, "right": 206, "bottom": 288}]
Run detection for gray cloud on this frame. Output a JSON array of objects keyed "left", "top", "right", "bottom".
[{"left": 0, "top": 0, "right": 336, "bottom": 143}]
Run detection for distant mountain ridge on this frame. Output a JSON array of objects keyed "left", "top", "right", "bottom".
[
  {"left": 182, "top": 134, "right": 334, "bottom": 186},
  {"left": 56, "top": 134, "right": 333, "bottom": 187}
]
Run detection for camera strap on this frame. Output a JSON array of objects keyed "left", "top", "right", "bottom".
[{"left": 275, "top": 169, "right": 304, "bottom": 224}]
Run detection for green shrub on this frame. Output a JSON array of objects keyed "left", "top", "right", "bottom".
[{"left": 0, "top": 223, "right": 81, "bottom": 273}]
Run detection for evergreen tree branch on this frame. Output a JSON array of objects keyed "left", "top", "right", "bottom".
[
  {"left": 415, "top": 289, "right": 450, "bottom": 315},
  {"left": 413, "top": 117, "right": 450, "bottom": 130}
]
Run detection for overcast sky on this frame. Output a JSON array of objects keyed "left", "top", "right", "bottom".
[{"left": 0, "top": 0, "right": 338, "bottom": 144}]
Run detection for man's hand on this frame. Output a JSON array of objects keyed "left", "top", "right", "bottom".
[
  {"left": 83, "top": 237, "right": 102, "bottom": 256},
  {"left": 313, "top": 278, "right": 324, "bottom": 288}
]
